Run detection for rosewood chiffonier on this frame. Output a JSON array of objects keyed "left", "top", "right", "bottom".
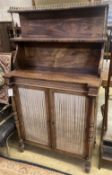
[{"left": 5, "top": 2, "right": 108, "bottom": 172}]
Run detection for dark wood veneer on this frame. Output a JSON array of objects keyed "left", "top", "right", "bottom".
[{"left": 5, "top": 3, "right": 108, "bottom": 173}]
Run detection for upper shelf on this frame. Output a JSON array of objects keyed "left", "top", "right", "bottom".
[
  {"left": 9, "top": 3, "right": 108, "bottom": 42},
  {"left": 9, "top": 2, "right": 108, "bottom": 13},
  {"left": 11, "top": 37, "right": 107, "bottom": 43}
]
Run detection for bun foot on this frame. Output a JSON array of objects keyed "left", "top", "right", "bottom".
[
  {"left": 19, "top": 139, "right": 24, "bottom": 152},
  {"left": 85, "top": 160, "right": 91, "bottom": 173}
]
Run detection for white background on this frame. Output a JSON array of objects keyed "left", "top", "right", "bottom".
[
  {"left": 0, "top": 0, "right": 112, "bottom": 25},
  {"left": 0, "top": 0, "right": 32, "bottom": 25}
]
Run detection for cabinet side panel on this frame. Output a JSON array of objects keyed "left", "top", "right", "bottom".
[
  {"left": 18, "top": 87, "right": 49, "bottom": 146},
  {"left": 54, "top": 92, "right": 86, "bottom": 156}
]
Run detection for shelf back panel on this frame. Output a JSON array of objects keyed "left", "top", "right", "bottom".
[
  {"left": 16, "top": 43, "right": 102, "bottom": 75},
  {"left": 19, "top": 6, "right": 107, "bottom": 40}
]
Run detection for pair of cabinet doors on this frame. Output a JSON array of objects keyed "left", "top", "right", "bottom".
[{"left": 15, "top": 86, "right": 88, "bottom": 157}]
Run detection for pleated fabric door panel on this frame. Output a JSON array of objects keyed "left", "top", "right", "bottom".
[
  {"left": 18, "top": 87, "right": 50, "bottom": 147},
  {"left": 53, "top": 92, "right": 87, "bottom": 156}
]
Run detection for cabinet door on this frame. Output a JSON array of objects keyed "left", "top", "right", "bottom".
[
  {"left": 53, "top": 91, "right": 87, "bottom": 156},
  {"left": 17, "top": 87, "right": 50, "bottom": 147}
]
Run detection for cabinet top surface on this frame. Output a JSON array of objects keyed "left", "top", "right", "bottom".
[{"left": 4, "top": 70, "right": 101, "bottom": 88}]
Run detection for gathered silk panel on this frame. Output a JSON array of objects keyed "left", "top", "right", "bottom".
[
  {"left": 18, "top": 88, "right": 49, "bottom": 146},
  {"left": 54, "top": 93, "right": 86, "bottom": 156}
]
